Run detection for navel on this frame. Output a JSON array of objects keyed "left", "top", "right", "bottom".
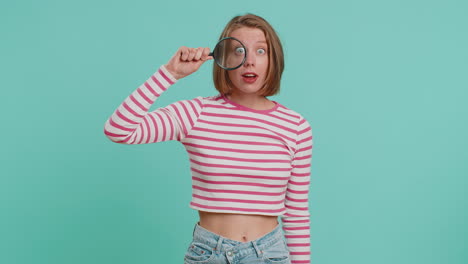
[{"left": 241, "top": 235, "right": 248, "bottom": 242}]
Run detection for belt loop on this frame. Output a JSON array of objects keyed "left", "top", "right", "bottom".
[
  {"left": 251, "top": 240, "right": 263, "bottom": 258},
  {"left": 215, "top": 235, "right": 224, "bottom": 254}
]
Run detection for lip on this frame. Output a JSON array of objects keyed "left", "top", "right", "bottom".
[
  {"left": 241, "top": 71, "right": 258, "bottom": 84},
  {"left": 241, "top": 71, "right": 258, "bottom": 77},
  {"left": 242, "top": 76, "right": 258, "bottom": 84}
]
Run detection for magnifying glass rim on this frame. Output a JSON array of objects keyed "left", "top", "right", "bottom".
[{"left": 213, "top": 37, "right": 247, "bottom": 70}]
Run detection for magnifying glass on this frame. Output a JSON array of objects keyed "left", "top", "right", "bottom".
[{"left": 209, "top": 37, "right": 247, "bottom": 70}]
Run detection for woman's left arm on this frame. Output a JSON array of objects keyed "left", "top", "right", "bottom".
[{"left": 281, "top": 116, "right": 313, "bottom": 264}]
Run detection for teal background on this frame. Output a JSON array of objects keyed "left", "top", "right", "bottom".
[{"left": 1, "top": 0, "right": 467, "bottom": 263}]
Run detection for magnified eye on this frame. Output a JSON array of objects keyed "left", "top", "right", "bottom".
[
  {"left": 235, "top": 47, "right": 245, "bottom": 55},
  {"left": 257, "top": 48, "right": 266, "bottom": 55}
]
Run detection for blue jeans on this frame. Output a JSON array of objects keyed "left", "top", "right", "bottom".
[{"left": 184, "top": 221, "right": 291, "bottom": 264}]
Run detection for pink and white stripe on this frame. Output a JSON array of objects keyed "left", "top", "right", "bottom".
[{"left": 104, "top": 65, "right": 313, "bottom": 263}]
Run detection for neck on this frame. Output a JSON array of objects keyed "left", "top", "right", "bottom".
[{"left": 226, "top": 92, "right": 274, "bottom": 110}]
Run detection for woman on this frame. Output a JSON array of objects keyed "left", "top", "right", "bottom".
[{"left": 104, "top": 14, "right": 312, "bottom": 264}]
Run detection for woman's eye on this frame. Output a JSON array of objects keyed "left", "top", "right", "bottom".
[
  {"left": 235, "top": 47, "right": 245, "bottom": 54},
  {"left": 257, "top": 48, "right": 266, "bottom": 55}
]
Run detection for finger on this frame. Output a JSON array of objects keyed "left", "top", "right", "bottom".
[
  {"left": 201, "top": 47, "right": 213, "bottom": 61},
  {"left": 194, "top": 47, "right": 203, "bottom": 61},
  {"left": 180, "top": 46, "right": 189, "bottom": 61},
  {"left": 187, "top": 48, "right": 196, "bottom": 61}
]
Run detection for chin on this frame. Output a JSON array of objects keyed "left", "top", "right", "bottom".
[
  {"left": 231, "top": 81, "right": 265, "bottom": 96},
  {"left": 233, "top": 87, "right": 262, "bottom": 96}
]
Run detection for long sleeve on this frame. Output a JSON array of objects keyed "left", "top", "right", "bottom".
[
  {"left": 281, "top": 116, "right": 313, "bottom": 264},
  {"left": 104, "top": 65, "right": 204, "bottom": 144}
]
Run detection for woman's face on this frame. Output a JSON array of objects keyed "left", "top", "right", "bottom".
[{"left": 227, "top": 27, "right": 269, "bottom": 96}]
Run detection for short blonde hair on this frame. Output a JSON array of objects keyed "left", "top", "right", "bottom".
[{"left": 213, "top": 14, "right": 284, "bottom": 97}]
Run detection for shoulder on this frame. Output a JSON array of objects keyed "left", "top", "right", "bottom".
[
  {"left": 200, "top": 94, "right": 224, "bottom": 104},
  {"left": 173, "top": 94, "right": 223, "bottom": 110},
  {"left": 190, "top": 94, "right": 226, "bottom": 107},
  {"left": 274, "top": 102, "right": 311, "bottom": 128}
]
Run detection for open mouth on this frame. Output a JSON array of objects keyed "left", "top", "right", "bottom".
[
  {"left": 242, "top": 73, "right": 258, "bottom": 78},
  {"left": 242, "top": 72, "right": 258, "bottom": 83}
]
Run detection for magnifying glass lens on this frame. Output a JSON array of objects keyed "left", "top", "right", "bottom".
[{"left": 212, "top": 38, "right": 246, "bottom": 70}]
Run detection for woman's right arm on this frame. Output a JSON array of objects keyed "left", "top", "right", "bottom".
[{"left": 103, "top": 46, "right": 212, "bottom": 144}]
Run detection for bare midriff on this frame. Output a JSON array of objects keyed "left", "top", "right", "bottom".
[{"left": 198, "top": 211, "right": 279, "bottom": 243}]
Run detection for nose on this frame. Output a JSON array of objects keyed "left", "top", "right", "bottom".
[{"left": 243, "top": 48, "right": 256, "bottom": 67}]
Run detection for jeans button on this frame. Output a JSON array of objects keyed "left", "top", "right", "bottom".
[{"left": 227, "top": 251, "right": 232, "bottom": 256}]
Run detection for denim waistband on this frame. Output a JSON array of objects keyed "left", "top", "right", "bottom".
[{"left": 191, "top": 221, "right": 284, "bottom": 252}]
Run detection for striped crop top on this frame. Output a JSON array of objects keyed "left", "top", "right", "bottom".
[{"left": 104, "top": 65, "right": 313, "bottom": 263}]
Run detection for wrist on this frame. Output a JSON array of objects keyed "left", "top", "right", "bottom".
[{"left": 164, "top": 64, "right": 182, "bottom": 80}]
